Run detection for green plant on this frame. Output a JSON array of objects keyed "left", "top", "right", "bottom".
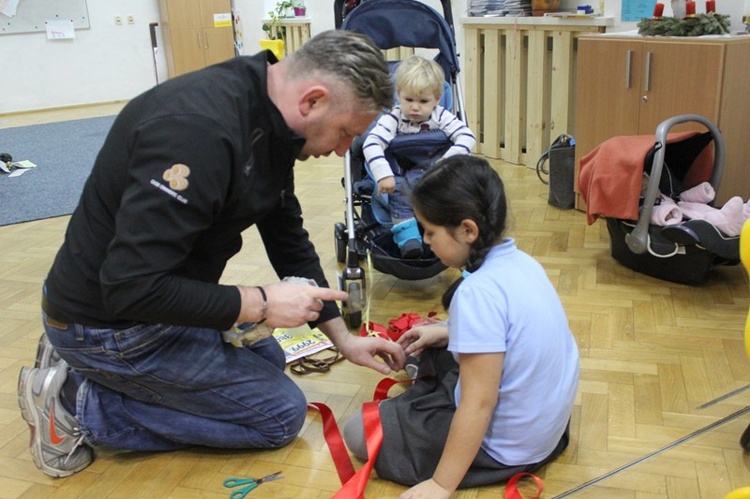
[
  {"left": 262, "top": 0, "right": 296, "bottom": 41},
  {"left": 637, "top": 12, "right": 731, "bottom": 36}
]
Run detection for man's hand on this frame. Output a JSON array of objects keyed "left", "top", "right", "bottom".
[
  {"left": 318, "top": 318, "right": 406, "bottom": 375},
  {"left": 237, "top": 281, "right": 347, "bottom": 327}
]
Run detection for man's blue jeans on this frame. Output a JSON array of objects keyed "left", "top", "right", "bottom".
[{"left": 43, "top": 312, "right": 307, "bottom": 451}]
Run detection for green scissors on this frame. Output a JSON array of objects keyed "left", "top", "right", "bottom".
[{"left": 223, "top": 471, "right": 284, "bottom": 498}]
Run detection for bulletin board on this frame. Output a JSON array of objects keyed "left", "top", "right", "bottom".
[{"left": 0, "top": 0, "right": 90, "bottom": 35}]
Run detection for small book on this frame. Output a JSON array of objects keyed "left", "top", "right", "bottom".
[{"left": 273, "top": 325, "right": 334, "bottom": 363}]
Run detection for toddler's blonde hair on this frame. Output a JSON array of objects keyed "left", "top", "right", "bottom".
[{"left": 395, "top": 55, "right": 445, "bottom": 101}]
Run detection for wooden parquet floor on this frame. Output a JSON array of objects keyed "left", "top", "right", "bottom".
[{"left": 0, "top": 104, "right": 749, "bottom": 498}]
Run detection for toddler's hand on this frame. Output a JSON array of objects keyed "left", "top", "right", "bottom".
[{"left": 378, "top": 176, "right": 396, "bottom": 195}]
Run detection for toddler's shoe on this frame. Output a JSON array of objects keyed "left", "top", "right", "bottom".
[
  {"left": 400, "top": 239, "right": 423, "bottom": 259},
  {"left": 391, "top": 219, "right": 423, "bottom": 259},
  {"left": 17, "top": 364, "right": 93, "bottom": 477}
]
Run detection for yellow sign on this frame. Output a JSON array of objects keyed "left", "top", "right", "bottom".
[{"left": 214, "top": 13, "right": 232, "bottom": 28}]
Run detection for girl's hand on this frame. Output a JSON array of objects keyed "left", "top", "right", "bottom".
[
  {"left": 378, "top": 176, "right": 396, "bottom": 195},
  {"left": 398, "top": 478, "right": 452, "bottom": 499},
  {"left": 397, "top": 323, "right": 448, "bottom": 357}
]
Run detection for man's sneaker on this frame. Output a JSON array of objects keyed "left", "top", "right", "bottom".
[
  {"left": 35, "top": 333, "right": 63, "bottom": 369},
  {"left": 17, "top": 365, "right": 93, "bottom": 477}
]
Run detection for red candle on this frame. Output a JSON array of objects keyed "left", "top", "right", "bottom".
[
  {"left": 686, "top": 1, "right": 696, "bottom": 15},
  {"left": 653, "top": 2, "right": 665, "bottom": 17},
  {"left": 706, "top": 0, "right": 716, "bottom": 12}
]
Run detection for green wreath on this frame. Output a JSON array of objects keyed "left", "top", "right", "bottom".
[{"left": 637, "top": 12, "right": 731, "bottom": 36}]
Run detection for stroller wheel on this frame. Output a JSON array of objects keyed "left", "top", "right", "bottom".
[
  {"left": 334, "top": 223, "right": 347, "bottom": 263},
  {"left": 347, "top": 309, "right": 362, "bottom": 329},
  {"left": 338, "top": 274, "right": 364, "bottom": 330}
]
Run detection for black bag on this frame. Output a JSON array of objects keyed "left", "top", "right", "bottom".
[
  {"left": 0, "top": 152, "right": 13, "bottom": 174},
  {"left": 536, "top": 134, "right": 575, "bottom": 209}
]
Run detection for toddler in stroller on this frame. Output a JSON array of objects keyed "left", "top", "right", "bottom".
[
  {"left": 363, "top": 54, "right": 476, "bottom": 259},
  {"left": 332, "top": 0, "right": 470, "bottom": 328}
]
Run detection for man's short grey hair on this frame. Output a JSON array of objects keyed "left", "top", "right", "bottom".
[{"left": 289, "top": 30, "right": 395, "bottom": 113}]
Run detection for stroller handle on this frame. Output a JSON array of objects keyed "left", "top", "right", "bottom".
[{"left": 625, "top": 114, "right": 725, "bottom": 255}]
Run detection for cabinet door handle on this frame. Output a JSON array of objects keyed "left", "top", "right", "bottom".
[
  {"left": 625, "top": 50, "right": 633, "bottom": 89},
  {"left": 205, "top": 32, "right": 210, "bottom": 49},
  {"left": 644, "top": 51, "right": 652, "bottom": 93}
]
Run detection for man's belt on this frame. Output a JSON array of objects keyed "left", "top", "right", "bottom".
[{"left": 41, "top": 294, "right": 77, "bottom": 325}]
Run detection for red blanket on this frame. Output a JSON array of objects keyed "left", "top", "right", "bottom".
[{"left": 578, "top": 132, "right": 713, "bottom": 225}]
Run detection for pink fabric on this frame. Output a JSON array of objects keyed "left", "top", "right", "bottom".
[
  {"left": 679, "top": 182, "right": 715, "bottom": 203},
  {"left": 678, "top": 196, "right": 748, "bottom": 236},
  {"left": 651, "top": 195, "right": 683, "bottom": 226}
]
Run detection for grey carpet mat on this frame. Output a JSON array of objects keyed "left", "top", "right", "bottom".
[{"left": 0, "top": 115, "right": 116, "bottom": 226}]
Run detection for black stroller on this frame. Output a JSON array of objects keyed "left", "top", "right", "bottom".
[
  {"left": 332, "top": 0, "right": 467, "bottom": 328},
  {"left": 579, "top": 114, "right": 740, "bottom": 284}
]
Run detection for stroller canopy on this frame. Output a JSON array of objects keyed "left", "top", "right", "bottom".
[{"left": 341, "top": 0, "right": 460, "bottom": 79}]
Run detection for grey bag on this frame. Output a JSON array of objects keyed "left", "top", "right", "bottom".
[{"left": 536, "top": 134, "right": 575, "bottom": 209}]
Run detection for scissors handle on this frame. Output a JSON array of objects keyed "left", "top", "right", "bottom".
[
  {"left": 229, "top": 484, "right": 257, "bottom": 499},
  {"left": 223, "top": 471, "right": 282, "bottom": 499},
  {"left": 223, "top": 478, "right": 253, "bottom": 487},
  {"left": 224, "top": 478, "right": 258, "bottom": 499}
]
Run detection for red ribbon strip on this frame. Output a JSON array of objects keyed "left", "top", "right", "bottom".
[
  {"left": 358, "top": 320, "right": 389, "bottom": 341},
  {"left": 359, "top": 312, "right": 440, "bottom": 342},
  {"left": 505, "top": 472, "right": 544, "bottom": 499},
  {"left": 310, "top": 377, "right": 401, "bottom": 498},
  {"left": 332, "top": 400, "right": 382, "bottom": 498},
  {"left": 306, "top": 401, "right": 356, "bottom": 484}
]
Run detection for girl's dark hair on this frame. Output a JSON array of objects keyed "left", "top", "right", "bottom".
[{"left": 411, "top": 155, "right": 508, "bottom": 310}]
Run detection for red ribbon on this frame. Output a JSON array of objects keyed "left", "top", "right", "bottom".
[
  {"left": 505, "top": 472, "right": 544, "bottom": 499},
  {"left": 359, "top": 312, "right": 440, "bottom": 342},
  {"left": 358, "top": 320, "right": 389, "bottom": 340},
  {"left": 310, "top": 377, "right": 401, "bottom": 498},
  {"left": 306, "top": 401, "right": 356, "bottom": 484}
]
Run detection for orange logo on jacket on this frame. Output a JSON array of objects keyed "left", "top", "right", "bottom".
[{"left": 163, "top": 164, "right": 190, "bottom": 191}]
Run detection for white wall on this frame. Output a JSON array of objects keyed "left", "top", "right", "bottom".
[
  {"left": 1, "top": 2, "right": 165, "bottom": 114},
  {"left": 1, "top": 0, "right": 747, "bottom": 114}
]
